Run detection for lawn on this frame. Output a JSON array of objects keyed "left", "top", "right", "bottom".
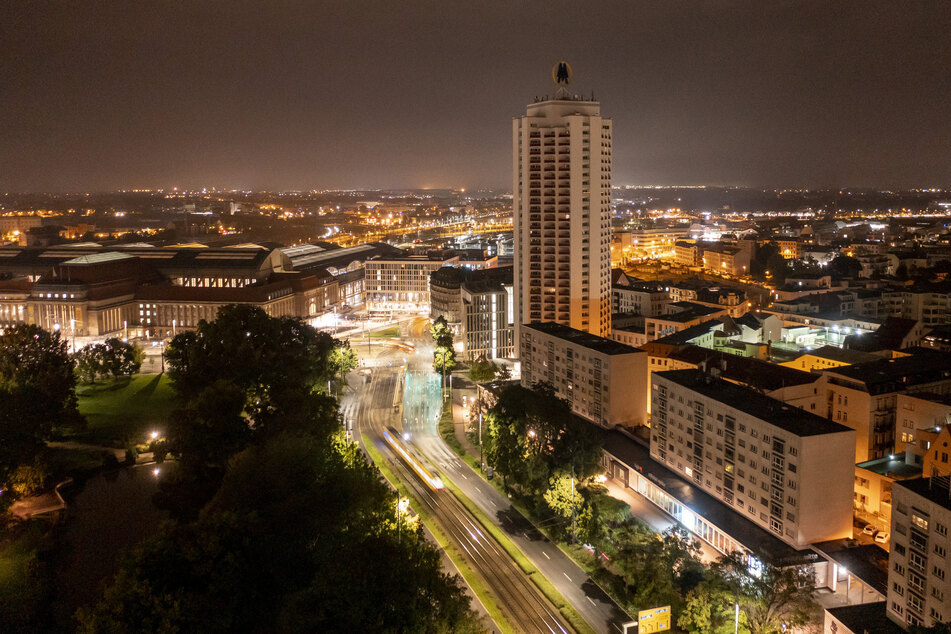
[
  {"left": 73, "top": 374, "right": 177, "bottom": 448},
  {"left": 0, "top": 520, "right": 55, "bottom": 630}
]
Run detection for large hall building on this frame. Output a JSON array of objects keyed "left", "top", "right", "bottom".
[{"left": 0, "top": 241, "right": 402, "bottom": 340}]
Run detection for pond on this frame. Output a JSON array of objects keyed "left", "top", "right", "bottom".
[{"left": 54, "top": 462, "right": 174, "bottom": 622}]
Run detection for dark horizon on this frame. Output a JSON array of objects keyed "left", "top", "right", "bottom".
[{"left": 3, "top": 1, "right": 950, "bottom": 192}]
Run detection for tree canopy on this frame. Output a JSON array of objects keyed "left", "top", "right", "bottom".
[
  {"left": 0, "top": 324, "right": 82, "bottom": 510},
  {"left": 80, "top": 306, "right": 480, "bottom": 632}
]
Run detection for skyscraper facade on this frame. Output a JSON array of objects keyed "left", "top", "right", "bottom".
[{"left": 513, "top": 62, "right": 613, "bottom": 339}]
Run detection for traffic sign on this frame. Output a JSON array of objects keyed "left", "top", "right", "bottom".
[{"left": 638, "top": 606, "right": 671, "bottom": 634}]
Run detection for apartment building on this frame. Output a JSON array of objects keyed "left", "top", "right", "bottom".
[
  {"left": 520, "top": 321, "right": 647, "bottom": 429},
  {"left": 701, "top": 243, "right": 751, "bottom": 278},
  {"left": 430, "top": 266, "right": 515, "bottom": 360},
  {"left": 512, "top": 66, "right": 613, "bottom": 338},
  {"left": 818, "top": 351, "right": 951, "bottom": 462},
  {"left": 612, "top": 226, "right": 688, "bottom": 264},
  {"left": 611, "top": 272, "right": 669, "bottom": 316},
  {"left": 651, "top": 369, "right": 855, "bottom": 549},
  {"left": 886, "top": 476, "right": 951, "bottom": 629},
  {"left": 674, "top": 241, "right": 702, "bottom": 268}
]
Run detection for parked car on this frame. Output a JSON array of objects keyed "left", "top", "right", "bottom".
[
  {"left": 862, "top": 524, "right": 878, "bottom": 536},
  {"left": 874, "top": 532, "right": 889, "bottom": 544}
]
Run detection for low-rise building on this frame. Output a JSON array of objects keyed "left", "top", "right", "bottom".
[
  {"left": 520, "top": 321, "right": 647, "bottom": 429},
  {"left": 611, "top": 271, "right": 669, "bottom": 316}
]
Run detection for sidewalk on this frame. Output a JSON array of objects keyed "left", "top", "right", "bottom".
[{"left": 449, "top": 373, "right": 480, "bottom": 457}]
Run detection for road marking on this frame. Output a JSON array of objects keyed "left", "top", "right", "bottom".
[
  {"left": 587, "top": 596, "right": 596, "bottom": 606},
  {"left": 563, "top": 572, "right": 572, "bottom": 582},
  {"left": 459, "top": 473, "right": 467, "bottom": 480},
  {"left": 543, "top": 551, "right": 550, "bottom": 559}
]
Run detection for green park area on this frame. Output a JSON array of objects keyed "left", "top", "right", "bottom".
[{"left": 73, "top": 374, "right": 177, "bottom": 447}]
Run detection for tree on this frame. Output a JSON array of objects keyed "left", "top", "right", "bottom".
[
  {"left": 102, "top": 338, "right": 142, "bottom": 378},
  {"left": 543, "top": 475, "right": 585, "bottom": 538},
  {"left": 467, "top": 355, "right": 497, "bottom": 461},
  {"left": 679, "top": 578, "right": 745, "bottom": 634},
  {"left": 430, "top": 316, "right": 456, "bottom": 391},
  {"left": 158, "top": 306, "right": 343, "bottom": 517},
  {"left": 74, "top": 344, "right": 108, "bottom": 383},
  {"left": 82, "top": 432, "right": 481, "bottom": 633},
  {"left": 328, "top": 340, "right": 358, "bottom": 391},
  {"left": 828, "top": 255, "right": 862, "bottom": 279},
  {"left": 713, "top": 552, "right": 818, "bottom": 634},
  {"left": 74, "top": 339, "right": 141, "bottom": 383},
  {"left": 0, "top": 324, "right": 82, "bottom": 510},
  {"left": 484, "top": 383, "right": 602, "bottom": 496}
]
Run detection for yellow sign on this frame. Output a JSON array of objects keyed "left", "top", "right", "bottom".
[{"left": 638, "top": 606, "right": 671, "bottom": 634}]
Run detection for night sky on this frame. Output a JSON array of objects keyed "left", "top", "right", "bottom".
[{"left": 3, "top": 1, "right": 950, "bottom": 192}]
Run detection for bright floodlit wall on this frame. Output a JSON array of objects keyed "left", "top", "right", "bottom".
[{"left": 520, "top": 321, "right": 647, "bottom": 429}]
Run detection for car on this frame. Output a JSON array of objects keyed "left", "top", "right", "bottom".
[
  {"left": 862, "top": 524, "right": 878, "bottom": 536},
  {"left": 874, "top": 532, "right": 889, "bottom": 544}
]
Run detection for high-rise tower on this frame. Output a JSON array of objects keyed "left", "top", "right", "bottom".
[{"left": 513, "top": 61, "right": 612, "bottom": 339}]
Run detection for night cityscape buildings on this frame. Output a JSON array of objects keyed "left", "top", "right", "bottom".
[{"left": 4, "top": 3, "right": 951, "bottom": 633}]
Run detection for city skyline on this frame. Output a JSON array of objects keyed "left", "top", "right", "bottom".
[{"left": 4, "top": 1, "right": 951, "bottom": 192}]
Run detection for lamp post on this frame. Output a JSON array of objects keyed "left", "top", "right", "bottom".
[{"left": 397, "top": 497, "right": 409, "bottom": 544}]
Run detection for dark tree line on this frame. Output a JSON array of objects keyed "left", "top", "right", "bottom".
[
  {"left": 0, "top": 324, "right": 83, "bottom": 510},
  {"left": 77, "top": 305, "right": 478, "bottom": 632}
]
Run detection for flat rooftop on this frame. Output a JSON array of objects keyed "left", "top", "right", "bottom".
[
  {"left": 894, "top": 476, "right": 951, "bottom": 511},
  {"left": 856, "top": 456, "right": 922, "bottom": 479},
  {"left": 825, "top": 602, "right": 903, "bottom": 634},
  {"left": 825, "top": 349, "right": 951, "bottom": 394},
  {"left": 523, "top": 322, "right": 643, "bottom": 356},
  {"left": 656, "top": 369, "right": 852, "bottom": 437}
]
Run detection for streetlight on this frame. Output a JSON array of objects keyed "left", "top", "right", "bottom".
[{"left": 397, "top": 497, "right": 409, "bottom": 544}]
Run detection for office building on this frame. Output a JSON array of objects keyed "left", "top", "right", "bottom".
[
  {"left": 886, "top": 476, "right": 951, "bottom": 628},
  {"left": 430, "top": 266, "right": 515, "bottom": 360},
  {"left": 364, "top": 251, "right": 459, "bottom": 314},
  {"left": 513, "top": 62, "right": 613, "bottom": 338},
  {"left": 651, "top": 368, "right": 855, "bottom": 549},
  {"left": 520, "top": 321, "right": 647, "bottom": 428}
]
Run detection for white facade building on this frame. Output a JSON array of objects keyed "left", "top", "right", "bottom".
[
  {"left": 886, "top": 476, "right": 951, "bottom": 629},
  {"left": 520, "top": 321, "right": 647, "bottom": 429},
  {"left": 651, "top": 369, "right": 856, "bottom": 549},
  {"left": 364, "top": 253, "right": 459, "bottom": 314},
  {"left": 513, "top": 62, "right": 612, "bottom": 339}
]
